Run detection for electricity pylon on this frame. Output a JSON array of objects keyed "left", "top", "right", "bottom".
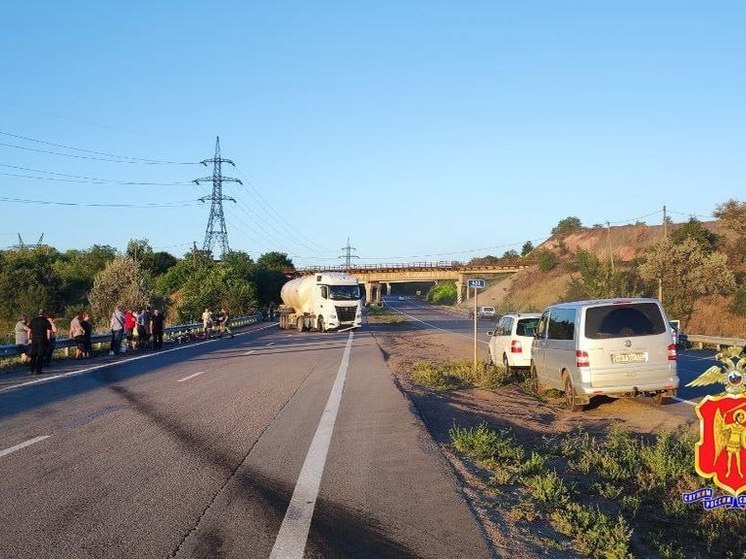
[
  {"left": 339, "top": 237, "right": 359, "bottom": 270},
  {"left": 193, "top": 136, "right": 242, "bottom": 258}
]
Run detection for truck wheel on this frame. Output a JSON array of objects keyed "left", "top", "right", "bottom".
[
  {"left": 317, "top": 316, "right": 325, "bottom": 333},
  {"left": 296, "top": 317, "right": 304, "bottom": 332},
  {"left": 502, "top": 354, "right": 512, "bottom": 375}
]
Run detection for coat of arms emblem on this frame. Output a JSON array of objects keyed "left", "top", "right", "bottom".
[{"left": 688, "top": 346, "right": 746, "bottom": 496}]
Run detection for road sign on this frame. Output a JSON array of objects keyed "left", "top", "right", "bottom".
[{"left": 467, "top": 279, "right": 485, "bottom": 289}]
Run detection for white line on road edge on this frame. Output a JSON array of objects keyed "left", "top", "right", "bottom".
[
  {"left": 266, "top": 342, "right": 275, "bottom": 347},
  {"left": 0, "top": 322, "right": 278, "bottom": 395},
  {"left": 673, "top": 397, "right": 697, "bottom": 407},
  {"left": 387, "top": 306, "right": 489, "bottom": 345},
  {"left": 0, "top": 435, "right": 50, "bottom": 459},
  {"left": 244, "top": 350, "right": 256, "bottom": 356},
  {"left": 177, "top": 371, "right": 207, "bottom": 383},
  {"left": 269, "top": 331, "right": 354, "bottom": 559}
]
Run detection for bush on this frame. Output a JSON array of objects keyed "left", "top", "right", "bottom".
[
  {"left": 427, "top": 282, "right": 457, "bottom": 305},
  {"left": 537, "top": 250, "right": 559, "bottom": 272}
]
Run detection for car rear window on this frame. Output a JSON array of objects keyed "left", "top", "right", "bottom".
[
  {"left": 515, "top": 318, "right": 539, "bottom": 337},
  {"left": 584, "top": 303, "right": 667, "bottom": 339}
]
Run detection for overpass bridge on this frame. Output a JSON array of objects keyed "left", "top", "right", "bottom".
[{"left": 289, "top": 262, "right": 534, "bottom": 304}]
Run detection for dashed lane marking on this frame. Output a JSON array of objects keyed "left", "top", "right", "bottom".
[
  {"left": 177, "top": 371, "right": 207, "bottom": 383},
  {"left": 0, "top": 436, "right": 50, "bottom": 459},
  {"left": 269, "top": 332, "right": 354, "bottom": 559}
]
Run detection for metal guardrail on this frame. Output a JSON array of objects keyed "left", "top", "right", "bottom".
[
  {"left": 0, "top": 314, "right": 262, "bottom": 360},
  {"left": 289, "top": 262, "right": 534, "bottom": 275},
  {"left": 687, "top": 335, "right": 746, "bottom": 351}
]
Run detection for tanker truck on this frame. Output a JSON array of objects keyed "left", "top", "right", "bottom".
[{"left": 278, "top": 272, "right": 363, "bottom": 332}]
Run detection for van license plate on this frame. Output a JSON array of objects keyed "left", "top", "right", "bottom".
[{"left": 611, "top": 352, "right": 646, "bottom": 364}]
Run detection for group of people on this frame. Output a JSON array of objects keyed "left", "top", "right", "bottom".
[
  {"left": 201, "top": 307, "right": 233, "bottom": 338},
  {"left": 109, "top": 305, "right": 166, "bottom": 354},
  {"left": 14, "top": 309, "right": 89, "bottom": 375}
]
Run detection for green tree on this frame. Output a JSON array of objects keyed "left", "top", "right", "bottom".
[
  {"left": 565, "top": 250, "right": 642, "bottom": 300},
  {"left": 714, "top": 199, "right": 746, "bottom": 263},
  {"left": 536, "top": 250, "right": 558, "bottom": 272},
  {"left": 54, "top": 245, "right": 117, "bottom": 306},
  {"left": 0, "top": 247, "right": 63, "bottom": 319},
  {"left": 639, "top": 238, "right": 736, "bottom": 325},
  {"left": 670, "top": 218, "right": 719, "bottom": 254},
  {"left": 127, "top": 239, "right": 178, "bottom": 278},
  {"left": 502, "top": 250, "right": 519, "bottom": 260},
  {"left": 521, "top": 241, "right": 534, "bottom": 256},
  {"left": 427, "top": 283, "right": 457, "bottom": 305},
  {"left": 256, "top": 252, "right": 294, "bottom": 306},
  {"left": 551, "top": 216, "right": 583, "bottom": 237},
  {"left": 88, "top": 256, "right": 152, "bottom": 330}
]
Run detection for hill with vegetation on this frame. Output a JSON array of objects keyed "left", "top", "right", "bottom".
[{"left": 457, "top": 200, "right": 746, "bottom": 337}]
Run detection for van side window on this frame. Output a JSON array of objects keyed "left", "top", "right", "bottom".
[
  {"left": 585, "top": 303, "right": 666, "bottom": 339},
  {"left": 502, "top": 317, "right": 513, "bottom": 335},
  {"left": 547, "top": 308, "right": 575, "bottom": 340}
]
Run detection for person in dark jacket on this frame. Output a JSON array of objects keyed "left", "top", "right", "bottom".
[
  {"left": 150, "top": 309, "right": 165, "bottom": 350},
  {"left": 28, "top": 309, "right": 52, "bottom": 375}
]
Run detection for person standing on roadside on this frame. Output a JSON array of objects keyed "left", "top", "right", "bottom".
[
  {"left": 202, "top": 307, "right": 212, "bottom": 337},
  {"left": 217, "top": 307, "right": 233, "bottom": 338},
  {"left": 69, "top": 313, "right": 85, "bottom": 359},
  {"left": 139, "top": 306, "right": 151, "bottom": 349},
  {"left": 14, "top": 314, "right": 31, "bottom": 363},
  {"left": 150, "top": 308, "right": 165, "bottom": 350},
  {"left": 110, "top": 305, "right": 125, "bottom": 355},
  {"left": 44, "top": 315, "right": 58, "bottom": 366},
  {"left": 81, "top": 312, "right": 93, "bottom": 358},
  {"left": 28, "top": 309, "right": 52, "bottom": 375},
  {"left": 124, "top": 308, "right": 136, "bottom": 351}
]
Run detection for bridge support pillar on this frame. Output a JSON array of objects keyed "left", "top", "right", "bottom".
[
  {"left": 385, "top": 283, "right": 392, "bottom": 295},
  {"left": 456, "top": 274, "right": 467, "bottom": 305},
  {"left": 365, "top": 282, "right": 382, "bottom": 306}
]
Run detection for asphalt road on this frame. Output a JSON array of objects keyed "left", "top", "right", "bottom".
[
  {"left": 382, "top": 296, "right": 730, "bottom": 412},
  {"left": 0, "top": 322, "right": 492, "bottom": 559}
]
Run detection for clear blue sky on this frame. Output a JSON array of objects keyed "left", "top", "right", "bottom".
[{"left": 2, "top": 2, "right": 744, "bottom": 267}]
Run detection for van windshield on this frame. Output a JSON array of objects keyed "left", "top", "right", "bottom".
[
  {"left": 584, "top": 303, "right": 666, "bottom": 339},
  {"left": 328, "top": 285, "right": 361, "bottom": 300}
]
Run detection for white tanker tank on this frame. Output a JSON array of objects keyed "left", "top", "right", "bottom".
[{"left": 278, "top": 272, "right": 363, "bottom": 332}]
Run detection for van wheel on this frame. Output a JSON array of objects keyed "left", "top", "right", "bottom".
[
  {"left": 563, "top": 375, "right": 583, "bottom": 412},
  {"left": 502, "top": 354, "right": 512, "bottom": 374},
  {"left": 317, "top": 316, "right": 325, "bottom": 333},
  {"left": 296, "top": 317, "right": 305, "bottom": 333},
  {"left": 529, "top": 363, "right": 543, "bottom": 394}
]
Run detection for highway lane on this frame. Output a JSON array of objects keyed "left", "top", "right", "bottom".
[
  {"left": 0, "top": 323, "right": 491, "bottom": 559},
  {"left": 381, "top": 296, "right": 730, "bottom": 411}
]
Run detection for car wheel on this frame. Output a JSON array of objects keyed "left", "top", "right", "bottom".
[
  {"left": 487, "top": 347, "right": 495, "bottom": 366},
  {"left": 563, "top": 375, "right": 583, "bottom": 412}
]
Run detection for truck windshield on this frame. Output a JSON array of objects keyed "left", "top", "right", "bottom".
[{"left": 328, "top": 285, "right": 361, "bottom": 300}]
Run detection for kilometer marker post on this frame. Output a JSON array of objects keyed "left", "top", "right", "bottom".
[{"left": 467, "top": 279, "right": 486, "bottom": 372}]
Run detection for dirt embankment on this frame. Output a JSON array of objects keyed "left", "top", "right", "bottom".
[{"left": 459, "top": 221, "right": 744, "bottom": 337}]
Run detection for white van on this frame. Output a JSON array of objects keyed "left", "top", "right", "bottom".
[
  {"left": 530, "top": 298, "right": 678, "bottom": 411},
  {"left": 488, "top": 313, "right": 541, "bottom": 371}
]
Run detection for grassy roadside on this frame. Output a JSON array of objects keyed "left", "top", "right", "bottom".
[
  {"left": 406, "top": 359, "right": 746, "bottom": 558},
  {"left": 365, "top": 305, "right": 409, "bottom": 324}
]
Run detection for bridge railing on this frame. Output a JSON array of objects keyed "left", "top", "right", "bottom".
[
  {"left": 288, "top": 261, "right": 535, "bottom": 275},
  {"left": 687, "top": 334, "right": 746, "bottom": 352},
  {"left": 0, "top": 314, "right": 262, "bottom": 361}
]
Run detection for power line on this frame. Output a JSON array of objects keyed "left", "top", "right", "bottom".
[
  {"left": 0, "top": 163, "right": 191, "bottom": 185},
  {"left": 0, "top": 196, "right": 198, "bottom": 208},
  {"left": 0, "top": 130, "right": 198, "bottom": 164},
  {"left": 0, "top": 141, "right": 198, "bottom": 164}
]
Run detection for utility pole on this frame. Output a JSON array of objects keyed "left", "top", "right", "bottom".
[
  {"left": 193, "top": 137, "right": 242, "bottom": 258},
  {"left": 339, "top": 237, "right": 359, "bottom": 271},
  {"left": 606, "top": 221, "right": 615, "bottom": 275},
  {"left": 659, "top": 205, "right": 667, "bottom": 301}
]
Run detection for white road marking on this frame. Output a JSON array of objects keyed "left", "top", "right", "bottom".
[
  {"left": 0, "top": 322, "right": 278, "bottom": 394},
  {"left": 269, "top": 331, "right": 354, "bottom": 559},
  {"left": 386, "top": 306, "right": 489, "bottom": 345},
  {"left": 177, "top": 371, "right": 207, "bottom": 383},
  {"left": 0, "top": 436, "right": 50, "bottom": 459},
  {"left": 244, "top": 350, "right": 256, "bottom": 356},
  {"left": 266, "top": 342, "right": 275, "bottom": 347},
  {"left": 673, "top": 397, "right": 697, "bottom": 407}
]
